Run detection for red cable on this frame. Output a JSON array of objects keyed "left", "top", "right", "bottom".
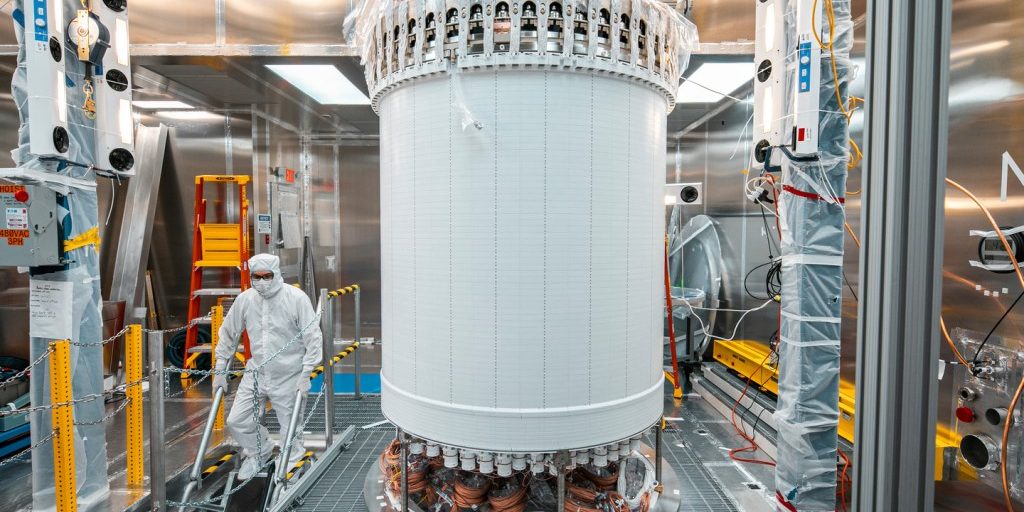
[{"left": 727, "top": 352, "right": 777, "bottom": 468}]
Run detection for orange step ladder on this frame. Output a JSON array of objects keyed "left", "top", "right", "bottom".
[{"left": 183, "top": 175, "right": 252, "bottom": 370}]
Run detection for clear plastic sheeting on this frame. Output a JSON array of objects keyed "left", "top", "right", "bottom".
[
  {"left": 773, "top": 0, "right": 853, "bottom": 510},
  {"left": 672, "top": 213, "right": 722, "bottom": 353},
  {"left": 11, "top": 1, "right": 110, "bottom": 509}
]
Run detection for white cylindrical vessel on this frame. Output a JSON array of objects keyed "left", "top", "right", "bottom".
[{"left": 358, "top": 0, "right": 695, "bottom": 457}]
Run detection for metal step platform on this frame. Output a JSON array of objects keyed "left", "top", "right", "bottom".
[{"left": 283, "top": 395, "right": 753, "bottom": 512}]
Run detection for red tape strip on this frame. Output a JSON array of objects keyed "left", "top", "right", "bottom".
[{"left": 782, "top": 184, "right": 846, "bottom": 204}]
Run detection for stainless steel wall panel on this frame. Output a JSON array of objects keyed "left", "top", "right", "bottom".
[
  {"left": 224, "top": 0, "right": 352, "bottom": 45},
  {"left": 128, "top": 0, "right": 218, "bottom": 44}
]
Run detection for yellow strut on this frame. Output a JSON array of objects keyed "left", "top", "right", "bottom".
[{"left": 49, "top": 340, "right": 78, "bottom": 512}]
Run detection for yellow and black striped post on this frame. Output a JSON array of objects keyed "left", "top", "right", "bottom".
[
  {"left": 125, "top": 325, "right": 144, "bottom": 486},
  {"left": 326, "top": 284, "right": 360, "bottom": 299},
  {"left": 308, "top": 342, "right": 361, "bottom": 380},
  {"left": 210, "top": 305, "right": 225, "bottom": 430},
  {"left": 49, "top": 340, "right": 77, "bottom": 512},
  {"left": 201, "top": 452, "right": 236, "bottom": 478}
]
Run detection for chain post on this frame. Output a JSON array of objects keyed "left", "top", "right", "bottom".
[
  {"left": 126, "top": 324, "right": 145, "bottom": 486},
  {"left": 319, "top": 289, "right": 335, "bottom": 445},
  {"left": 49, "top": 340, "right": 77, "bottom": 512},
  {"left": 210, "top": 305, "right": 225, "bottom": 429},
  {"left": 148, "top": 330, "right": 167, "bottom": 511},
  {"left": 354, "top": 286, "right": 362, "bottom": 399}
]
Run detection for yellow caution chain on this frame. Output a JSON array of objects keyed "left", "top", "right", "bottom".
[{"left": 64, "top": 226, "right": 100, "bottom": 253}]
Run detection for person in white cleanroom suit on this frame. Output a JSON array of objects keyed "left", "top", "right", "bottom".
[{"left": 212, "top": 253, "right": 323, "bottom": 481}]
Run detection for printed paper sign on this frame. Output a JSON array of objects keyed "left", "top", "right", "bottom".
[
  {"left": 257, "top": 214, "right": 272, "bottom": 234},
  {"left": 6, "top": 208, "right": 27, "bottom": 229},
  {"left": 29, "top": 280, "right": 73, "bottom": 340}
]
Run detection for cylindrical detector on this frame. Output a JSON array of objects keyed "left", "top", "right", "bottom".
[{"left": 378, "top": 67, "right": 669, "bottom": 454}]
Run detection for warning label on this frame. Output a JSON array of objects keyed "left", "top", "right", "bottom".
[
  {"left": 0, "top": 229, "right": 30, "bottom": 238},
  {"left": 6, "top": 207, "right": 27, "bottom": 229},
  {"left": 0, "top": 185, "right": 25, "bottom": 194}
]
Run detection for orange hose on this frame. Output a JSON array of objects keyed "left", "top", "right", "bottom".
[
  {"left": 844, "top": 222, "right": 861, "bottom": 249},
  {"left": 663, "top": 236, "right": 682, "bottom": 395},
  {"left": 945, "top": 178, "right": 1024, "bottom": 512}
]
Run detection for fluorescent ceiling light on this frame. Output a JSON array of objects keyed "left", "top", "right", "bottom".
[
  {"left": 677, "top": 63, "right": 754, "bottom": 104},
  {"left": 266, "top": 64, "right": 370, "bottom": 105},
  {"left": 133, "top": 100, "right": 193, "bottom": 110},
  {"left": 155, "top": 110, "right": 222, "bottom": 121}
]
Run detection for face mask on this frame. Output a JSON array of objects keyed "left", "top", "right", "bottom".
[{"left": 252, "top": 280, "right": 272, "bottom": 295}]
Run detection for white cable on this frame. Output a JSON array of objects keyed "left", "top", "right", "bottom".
[
  {"left": 681, "top": 299, "right": 775, "bottom": 343},
  {"left": 679, "top": 76, "right": 752, "bottom": 103}
]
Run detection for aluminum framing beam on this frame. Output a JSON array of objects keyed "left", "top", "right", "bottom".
[{"left": 853, "top": 1, "right": 952, "bottom": 510}]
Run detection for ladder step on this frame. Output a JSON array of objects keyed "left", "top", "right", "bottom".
[
  {"left": 195, "top": 260, "right": 241, "bottom": 268},
  {"left": 193, "top": 288, "right": 243, "bottom": 297},
  {"left": 187, "top": 345, "right": 245, "bottom": 354}
]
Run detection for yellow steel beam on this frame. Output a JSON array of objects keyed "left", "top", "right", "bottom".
[
  {"left": 713, "top": 339, "right": 964, "bottom": 480},
  {"left": 210, "top": 305, "right": 225, "bottom": 430},
  {"left": 125, "top": 325, "right": 144, "bottom": 486},
  {"left": 49, "top": 340, "right": 77, "bottom": 512}
]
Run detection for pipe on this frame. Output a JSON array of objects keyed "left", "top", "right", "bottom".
[
  {"left": 320, "top": 289, "right": 335, "bottom": 445},
  {"left": 275, "top": 389, "right": 307, "bottom": 490},
  {"left": 178, "top": 387, "right": 226, "bottom": 509},
  {"left": 354, "top": 288, "right": 362, "bottom": 399},
  {"left": 148, "top": 330, "right": 167, "bottom": 511},
  {"left": 557, "top": 460, "right": 566, "bottom": 512},
  {"left": 655, "top": 422, "right": 663, "bottom": 483}
]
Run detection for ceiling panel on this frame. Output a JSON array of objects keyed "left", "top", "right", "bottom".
[{"left": 142, "top": 63, "right": 273, "bottom": 104}]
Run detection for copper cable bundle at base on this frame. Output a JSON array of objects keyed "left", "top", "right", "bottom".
[
  {"left": 488, "top": 476, "right": 529, "bottom": 512},
  {"left": 452, "top": 472, "right": 490, "bottom": 510}
]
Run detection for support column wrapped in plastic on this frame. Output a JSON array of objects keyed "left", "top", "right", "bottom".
[
  {"left": 774, "top": 0, "right": 853, "bottom": 510},
  {"left": 12, "top": 1, "right": 111, "bottom": 509}
]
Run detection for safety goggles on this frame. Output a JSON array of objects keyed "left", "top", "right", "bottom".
[{"left": 251, "top": 272, "right": 275, "bottom": 281}]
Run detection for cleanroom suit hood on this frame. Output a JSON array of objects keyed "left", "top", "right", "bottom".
[{"left": 215, "top": 253, "right": 323, "bottom": 467}]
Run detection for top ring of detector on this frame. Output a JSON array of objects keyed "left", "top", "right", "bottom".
[{"left": 348, "top": 0, "right": 699, "bottom": 112}]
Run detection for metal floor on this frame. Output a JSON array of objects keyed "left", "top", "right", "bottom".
[{"left": 290, "top": 395, "right": 776, "bottom": 512}]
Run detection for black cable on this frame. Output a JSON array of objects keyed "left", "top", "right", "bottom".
[
  {"left": 765, "top": 260, "right": 783, "bottom": 299},
  {"left": 758, "top": 204, "right": 778, "bottom": 258},
  {"left": 738, "top": 336, "right": 779, "bottom": 441},
  {"left": 842, "top": 270, "right": 858, "bottom": 302},
  {"left": 743, "top": 260, "right": 775, "bottom": 301},
  {"left": 972, "top": 288, "right": 1024, "bottom": 367}
]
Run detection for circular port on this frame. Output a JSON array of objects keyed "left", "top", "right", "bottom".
[
  {"left": 756, "top": 59, "right": 772, "bottom": 83},
  {"left": 109, "top": 149, "right": 135, "bottom": 172},
  {"left": 48, "top": 37, "right": 62, "bottom": 63},
  {"left": 960, "top": 434, "right": 998, "bottom": 470},
  {"left": 959, "top": 387, "right": 978, "bottom": 401},
  {"left": 986, "top": 407, "right": 1008, "bottom": 426},
  {"left": 105, "top": 69, "right": 129, "bottom": 92},
  {"left": 680, "top": 186, "right": 699, "bottom": 204},
  {"left": 52, "top": 127, "right": 69, "bottom": 154},
  {"left": 103, "top": 0, "right": 127, "bottom": 12},
  {"left": 955, "top": 406, "right": 975, "bottom": 423}
]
